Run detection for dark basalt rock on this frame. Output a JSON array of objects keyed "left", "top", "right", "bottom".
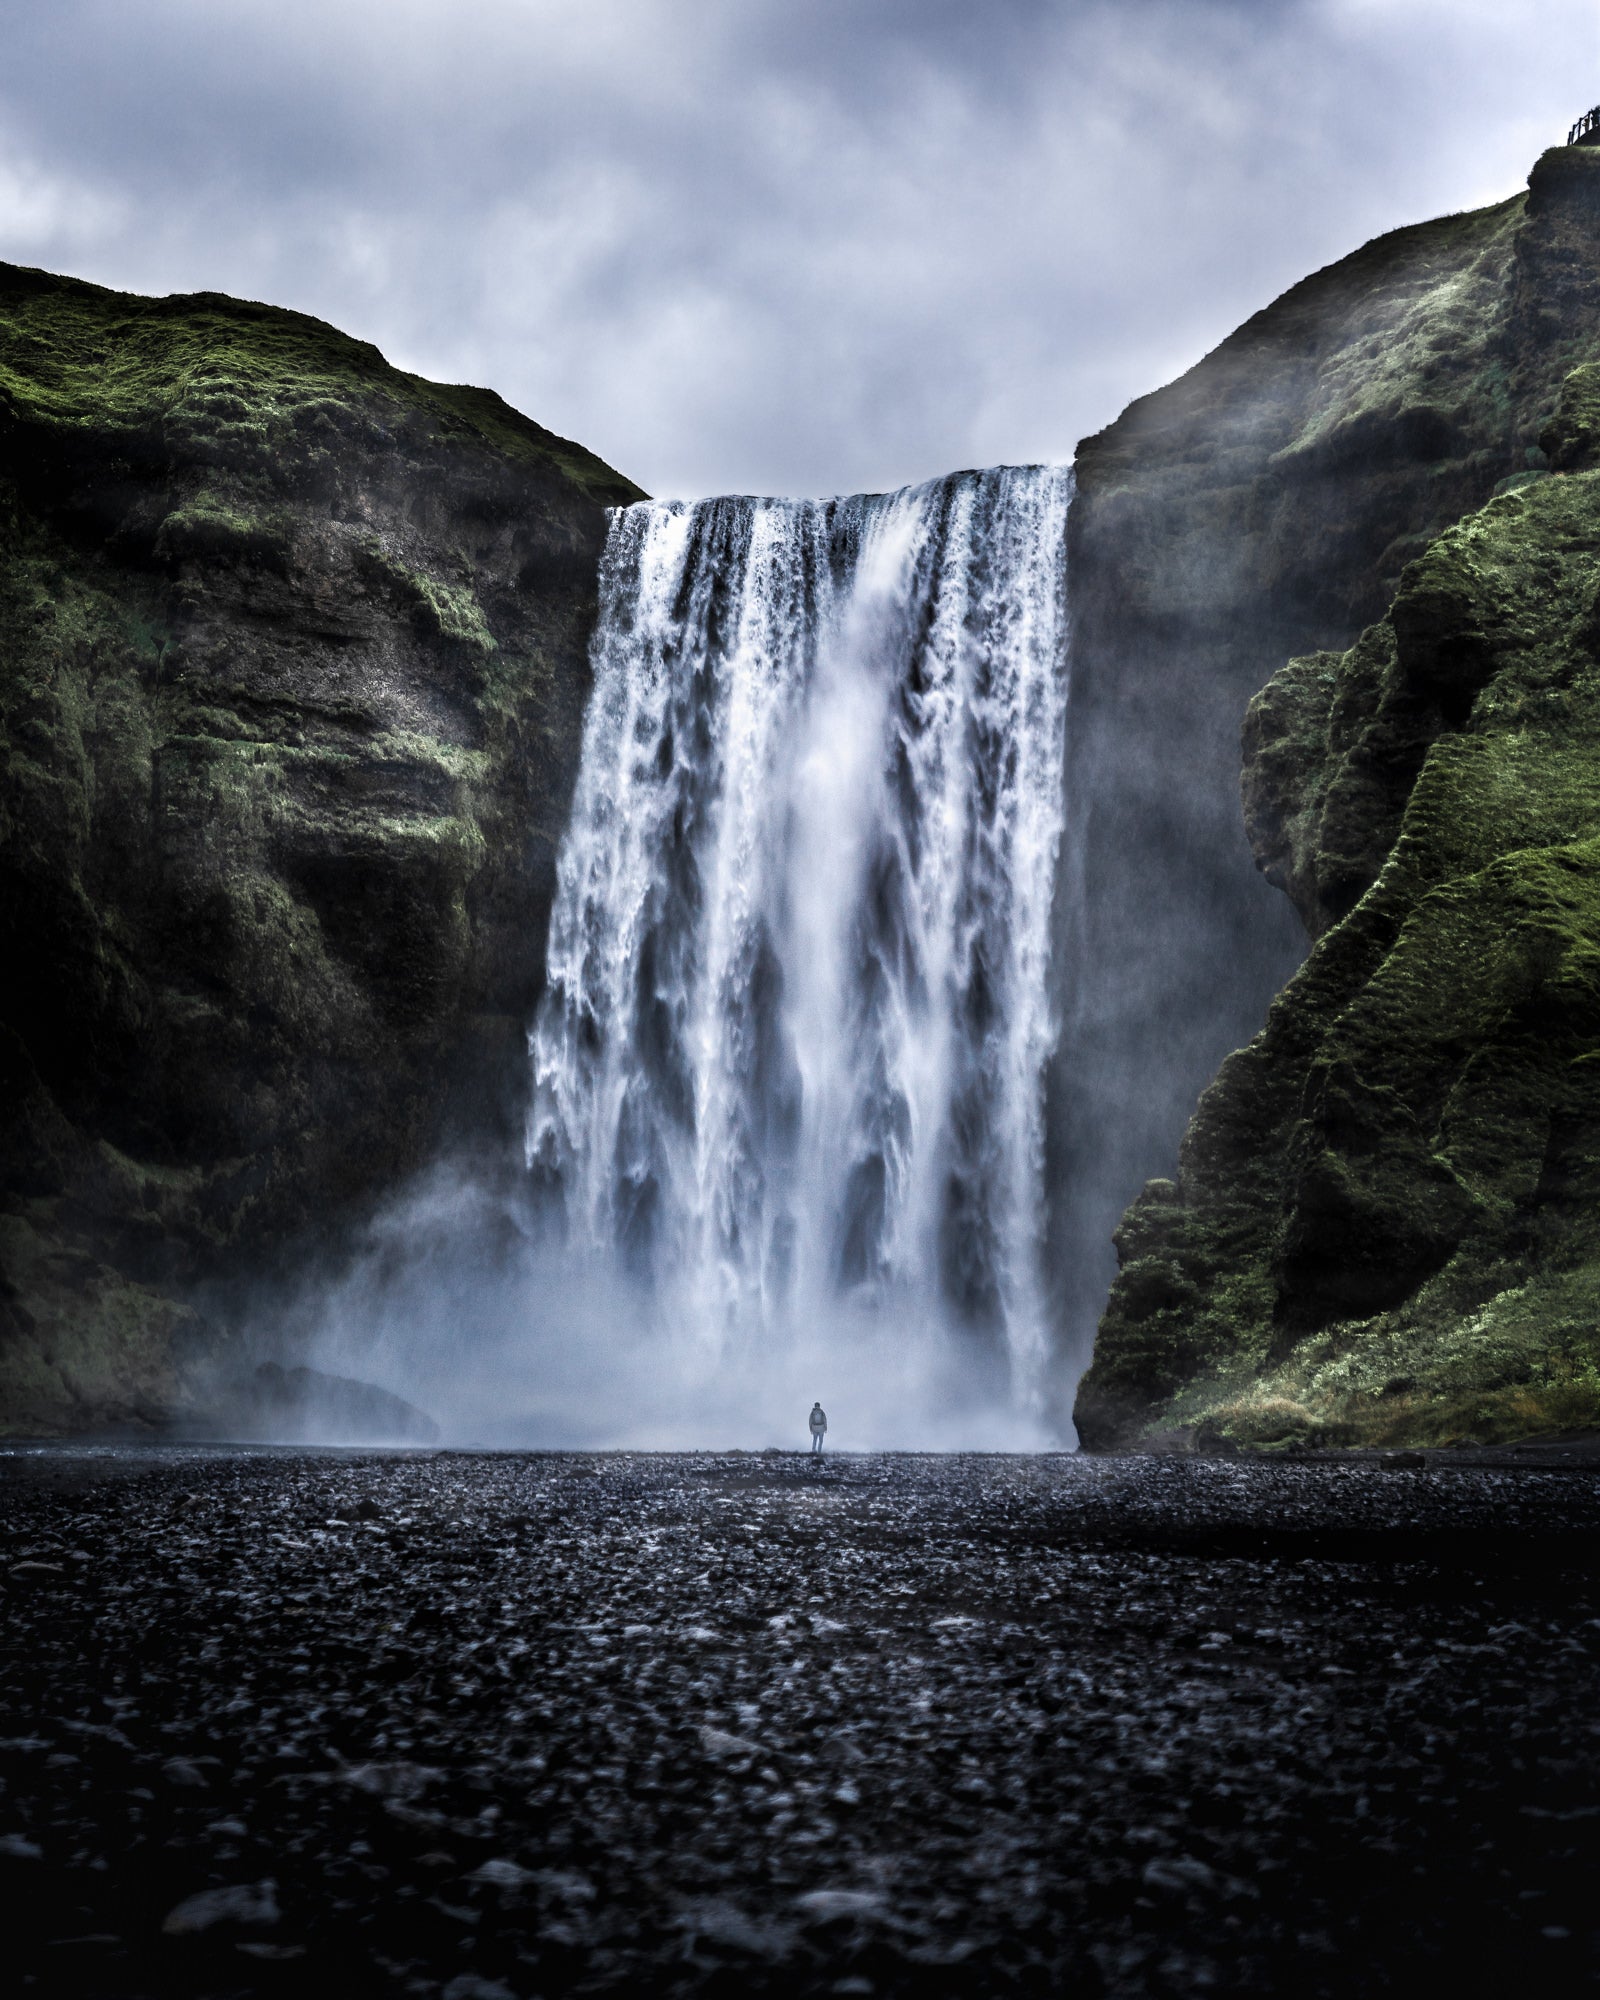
[
  {"left": 1048, "top": 145, "right": 1600, "bottom": 1423},
  {"left": 3, "top": 1446, "right": 1597, "bottom": 1997},
  {"left": 0, "top": 262, "right": 642, "bottom": 1432},
  {"left": 1077, "top": 152, "right": 1600, "bottom": 1451}
]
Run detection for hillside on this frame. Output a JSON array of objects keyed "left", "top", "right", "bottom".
[
  {"left": 1074, "top": 146, "right": 1600, "bottom": 1448},
  {"left": 0, "top": 263, "right": 640, "bottom": 1430}
]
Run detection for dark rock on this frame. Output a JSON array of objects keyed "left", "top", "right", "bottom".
[
  {"left": 1142, "top": 1854, "right": 1219, "bottom": 1897},
  {"left": 8, "top": 1561, "right": 65, "bottom": 1584},
  {"left": 334, "top": 1758, "right": 443, "bottom": 1799},
  {"left": 468, "top": 1857, "right": 536, "bottom": 1889},
  {"left": 697, "top": 1724, "right": 763, "bottom": 1761},
  {"left": 161, "top": 1878, "right": 280, "bottom": 1935},
  {"left": 795, "top": 1887, "right": 889, "bottom": 1924},
  {"left": 1054, "top": 147, "right": 1600, "bottom": 1429},
  {"left": 0, "top": 262, "right": 640, "bottom": 1435},
  {"left": 202, "top": 1361, "right": 439, "bottom": 1443},
  {"left": 160, "top": 1755, "right": 209, "bottom": 1788}
]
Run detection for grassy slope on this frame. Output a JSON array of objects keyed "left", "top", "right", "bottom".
[{"left": 0, "top": 263, "right": 638, "bottom": 505}]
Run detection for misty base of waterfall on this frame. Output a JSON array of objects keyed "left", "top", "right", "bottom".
[{"left": 2, "top": 1449, "right": 1597, "bottom": 1998}]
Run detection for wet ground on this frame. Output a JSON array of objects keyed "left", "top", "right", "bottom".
[{"left": 2, "top": 1444, "right": 1599, "bottom": 1998}]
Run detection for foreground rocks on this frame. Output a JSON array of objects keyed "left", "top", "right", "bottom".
[{"left": 2, "top": 1446, "right": 1597, "bottom": 1996}]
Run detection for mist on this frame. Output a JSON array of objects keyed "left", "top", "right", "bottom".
[{"left": 272, "top": 1164, "right": 1054, "bottom": 1452}]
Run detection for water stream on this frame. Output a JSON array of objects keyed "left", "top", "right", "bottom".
[{"left": 527, "top": 464, "right": 1072, "bottom": 1428}]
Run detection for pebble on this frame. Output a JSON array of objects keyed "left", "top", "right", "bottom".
[
  {"left": 1, "top": 1445, "right": 1596, "bottom": 1996},
  {"left": 468, "top": 1858, "right": 536, "bottom": 1888},
  {"left": 796, "top": 1889, "right": 888, "bottom": 1922},
  {"left": 161, "top": 1879, "right": 280, "bottom": 1935}
]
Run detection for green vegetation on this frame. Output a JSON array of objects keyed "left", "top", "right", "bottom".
[
  {"left": 1265, "top": 197, "right": 1521, "bottom": 484},
  {"left": 356, "top": 538, "right": 497, "bottom": 653},
  {"left": 156, "top": 494, "right": 292, "bottom": 565},
  {"left": 1079, "top": 379, "right": 1600, "bottom": 1451},
  {"left": 0, "top": 259, "right": 638, "bottom": 1431},
  {"left": 0, "top": 263, "right": 640, "bottom": 508}
]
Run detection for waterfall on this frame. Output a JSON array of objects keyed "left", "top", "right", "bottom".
[{"left": 528, "top": 463, "right": 1072, "bottom": 1430}]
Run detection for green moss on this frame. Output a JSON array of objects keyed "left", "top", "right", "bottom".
[
  {"left": 1256, "top": 199, "right": 1522, "bottom": 481},
  {"left": 0, "top": 262, "right": 643, "bottom": 507},
  {"left": 411, "top": 377, "right": 641, "bottom": 507},
  {"left": 1541, "top": 360, "right": 1600, "bottom": 469},
  {"left": 1080, "top": 421, "right": 1600, "bottom": 1451},
  {"left": 356, "top": 537, "right": 496, "bottom": 653},
  {"left": 0, "top": 1211, "right": 196, "bottom": 1434},
  {"left": 156, "top": 494, "right": 291, "bottom": 564}
]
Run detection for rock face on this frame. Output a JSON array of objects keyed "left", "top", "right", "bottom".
[
  {"left": 1049, "top": 150, "right": 1600, "bottom": 1415},
  {"left": 0, "top": 263, "right": 640, "bottom": 1432},
  {"left": 204, "top": 1362, "right": 439, "bottom": 1444},
  {"left": 1075, "top": 147, "right": 1600, "bottom": 1449}
]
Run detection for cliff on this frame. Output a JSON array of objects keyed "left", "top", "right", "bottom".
[
  {"left": 1074, "top": 146, "right": 1600, "bottom": 1449},
  {"left": 14, "top": 143, "right": 1600, "bottom": 1447},
  {"left": 0, "top": 264, "right": 640, "bottom": 1431}
]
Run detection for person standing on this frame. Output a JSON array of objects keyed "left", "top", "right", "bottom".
[{"left": 809, "top": 1402, "right": 827, "bottom": 1455}]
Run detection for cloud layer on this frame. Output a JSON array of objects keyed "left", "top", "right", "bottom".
[{"left": 1, "top": 0, "right": 1591, "bottom": 495}]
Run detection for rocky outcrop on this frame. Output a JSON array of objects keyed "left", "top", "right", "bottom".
[
  {"left": 0, "top": 263, "right": 640, "bottom": 1432},
  {"left": 1075, "top": 149, "right": 1600, "bottom": 1450},
  {"left": 197, "top": 1361, "right": 440, "bottom": 1443}
]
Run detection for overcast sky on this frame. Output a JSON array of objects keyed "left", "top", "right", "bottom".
[{"left": 1, "top": 0, "right": 1594, "bottom": 497}]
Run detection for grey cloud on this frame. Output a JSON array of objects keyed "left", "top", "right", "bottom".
[{"left": 0, "top": 0, "right": 1588, "bottom": 495}]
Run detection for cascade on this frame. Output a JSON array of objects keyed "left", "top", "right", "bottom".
[{"left": 528, "top": 464, "right": 1071, "bottom": 1426}]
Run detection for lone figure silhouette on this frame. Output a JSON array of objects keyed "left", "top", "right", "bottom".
[{"left": 809, "top": 1401, "right": 827, "bottom": 1455}]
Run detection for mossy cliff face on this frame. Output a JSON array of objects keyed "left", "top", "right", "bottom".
[
  {"left": 1050, "top": 145, "right": 1600, "bottom": 1417},
  {"left": 0, "top": 263, "right": 640, "bottom": 1431},
  {"left": 1076, "top": 160, "right": 1600, "bottom": 1451}
]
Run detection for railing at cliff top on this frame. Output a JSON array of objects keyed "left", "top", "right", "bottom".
[{"left": 1569, "top": 106, "right": 1600, "bottom": 146}]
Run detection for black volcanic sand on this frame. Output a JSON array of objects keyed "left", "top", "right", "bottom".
[{"left": 3, "top": 1448, "right": 1599, "bottom": 1997}]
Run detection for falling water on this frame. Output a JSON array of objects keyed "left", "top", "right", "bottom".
[{"left": 528, "top": 464, "right": 1071, "bottom": 1427}]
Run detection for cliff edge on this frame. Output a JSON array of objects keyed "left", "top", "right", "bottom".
[
  {"left": 1051, "top": 145, "right": 1600, "bottom": 1423},
  {"left": 1076, "top": 147, "right": 1600, "bottom": 1450},
  {"left": 0, "top": 264, "right": 640, "bottom": 1432}
]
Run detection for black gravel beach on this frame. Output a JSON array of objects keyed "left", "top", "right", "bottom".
[{"left": 3, "top": 1445, "right": 1599, "bottom": 1998}]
